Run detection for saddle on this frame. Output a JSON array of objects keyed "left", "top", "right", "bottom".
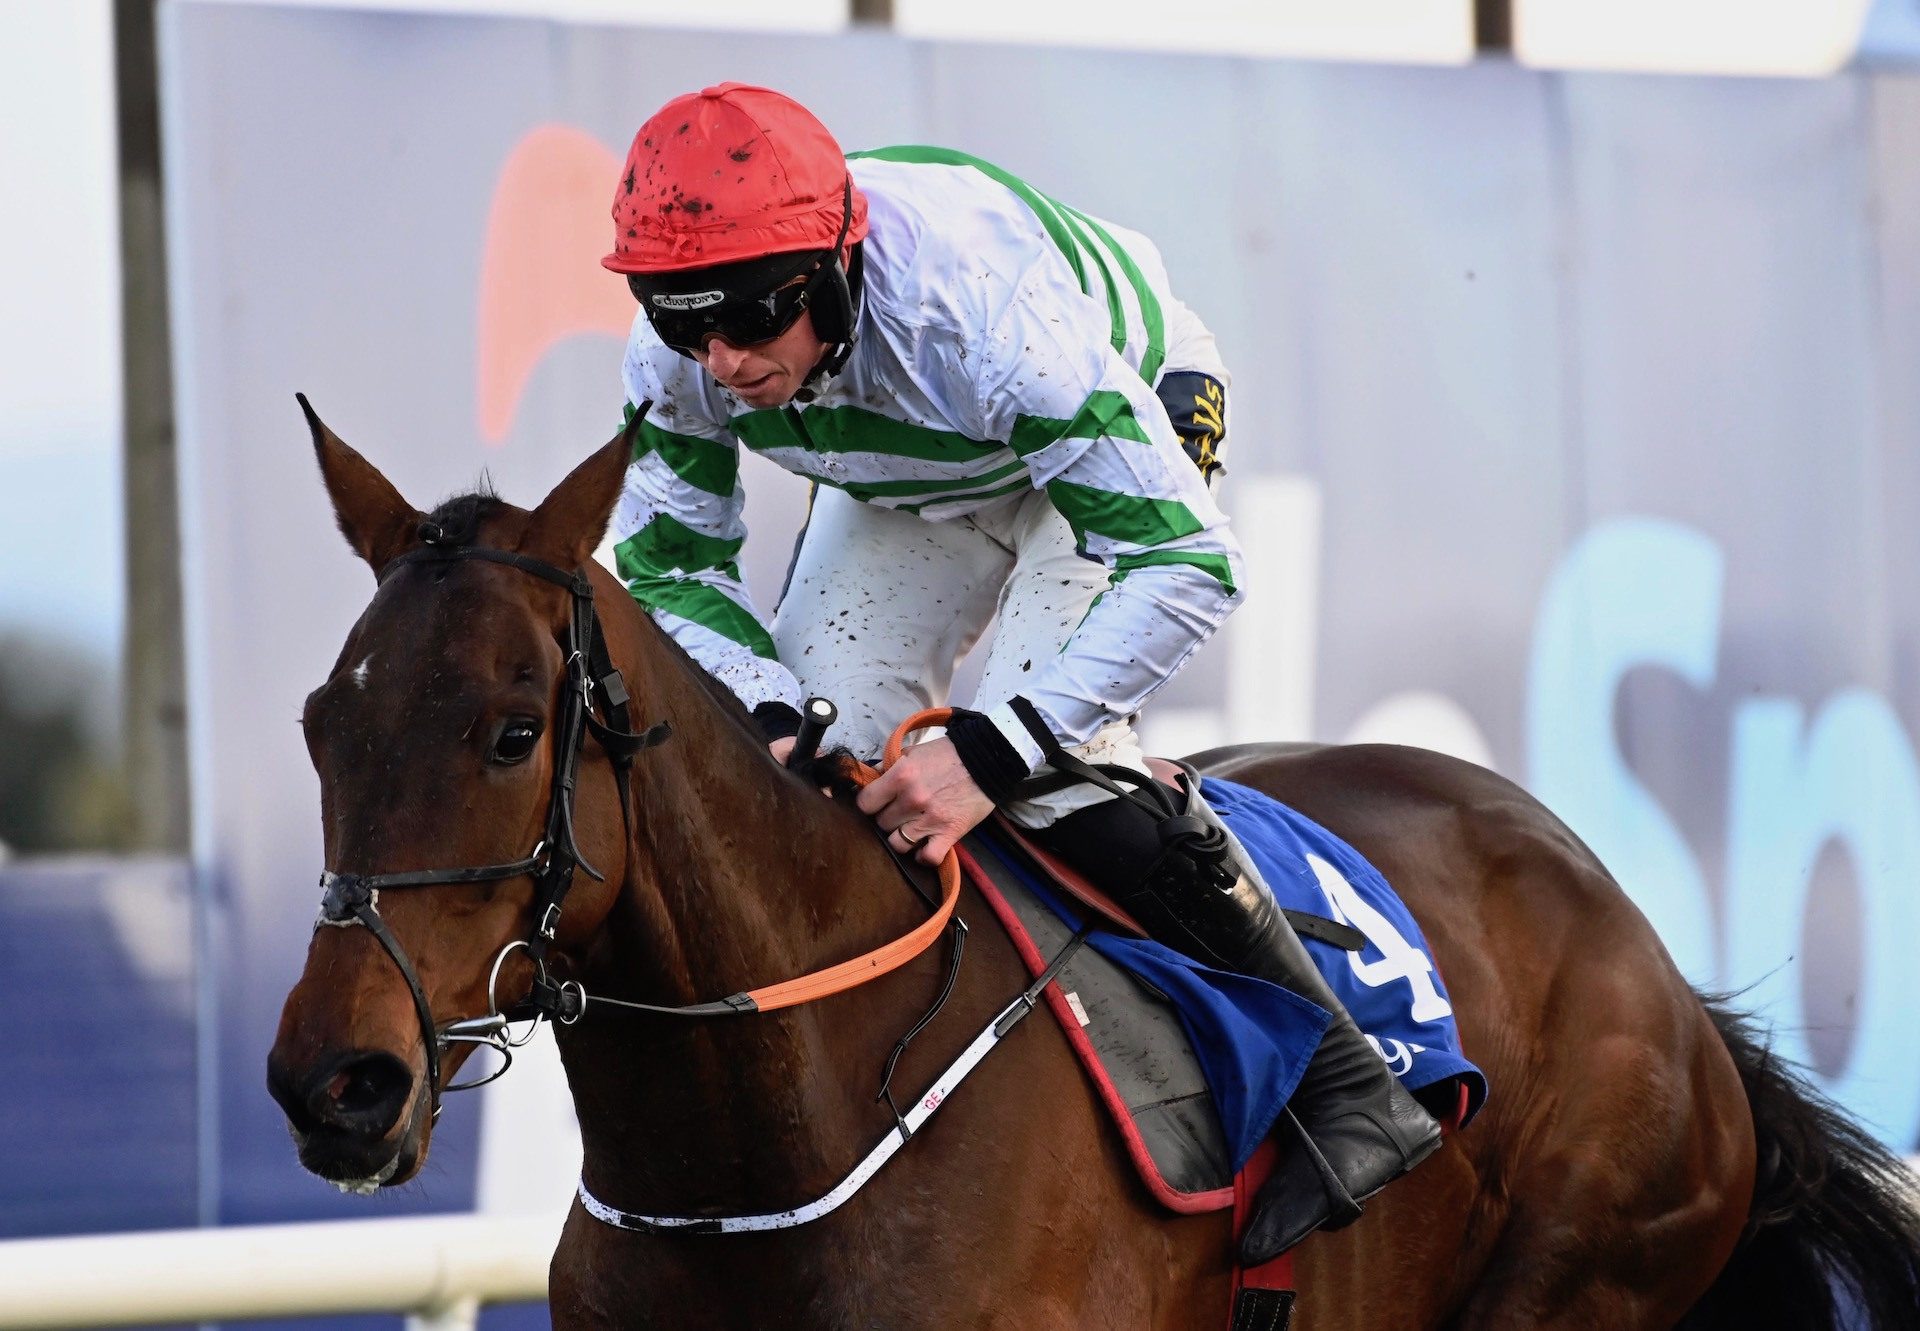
[
  {"left": 951, "top": 766, "right": 1484, "bottom": 1330},
  {"left": 962, "top": 817, "right": 1241, "bottom": 1203},
  {"left": 959, "top": 790, "right": 1365, "bottom": 1194},
  {"left": 958, "top": 808, "right": 1319, "bottom": 1329}
]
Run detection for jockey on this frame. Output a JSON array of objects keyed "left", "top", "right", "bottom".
[{"left": 603, "top": 83, "right": 1439, "bottom": 1255}]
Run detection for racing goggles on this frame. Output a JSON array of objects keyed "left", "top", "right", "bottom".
[
  {"left": 628, "top": 250, "right": 826, "bottom": 354},
  {"left": 629, "top": 180, "right": 852, "bottom": 355}
]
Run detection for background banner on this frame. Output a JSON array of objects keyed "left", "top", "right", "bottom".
[{"left": 9, "top": 11, "right": 1917, "bottom": 1320}]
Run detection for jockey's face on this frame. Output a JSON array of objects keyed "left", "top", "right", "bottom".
[{"left": 695, "top": 306, "right": 827, "bottom": 409}]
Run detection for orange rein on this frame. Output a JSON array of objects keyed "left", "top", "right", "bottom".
[{"left": 736, "top": 708, "right": 963, "bottom": 1013}]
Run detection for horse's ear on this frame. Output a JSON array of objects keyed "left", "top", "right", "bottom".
[
  {"left": 521, "top": 408, "right": 643, "bottom": 570},
  {"left": 301, "top": 394, "right": 424, "bottom": 573}
]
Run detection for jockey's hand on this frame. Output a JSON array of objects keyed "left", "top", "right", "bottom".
[
  {"left": 856, "top": 737, "right": 996, "bottom": 866},
  {"left": 769, "top": 736, "right": 840, "bottom": 798}
]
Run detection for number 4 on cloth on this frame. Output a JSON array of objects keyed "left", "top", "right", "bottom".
[{"left": 1306, "top": 855, "right": 1453, "bottom": 1023}]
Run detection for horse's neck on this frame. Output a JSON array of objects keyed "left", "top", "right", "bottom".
[{"left": 560, "top": 595, "right": 924, "bottom": 1212}]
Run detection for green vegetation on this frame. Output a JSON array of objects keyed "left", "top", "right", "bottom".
[{"left": 0, "top": 633, "right": 134, "bottom": 857}]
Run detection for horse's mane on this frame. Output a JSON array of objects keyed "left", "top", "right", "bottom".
[
  {"left": 421, "top": 479, "right": 504, "bottom": 546},
  {"left": 606, "top": 553, "right": 866, "bottom": 796},
  {"left": 646, "top": 617, "right": 766, "bottom": 742}
]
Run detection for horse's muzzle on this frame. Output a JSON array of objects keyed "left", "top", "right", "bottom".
[{"left": 267, "top": 1046, "right": 424, "bottom": 1186}]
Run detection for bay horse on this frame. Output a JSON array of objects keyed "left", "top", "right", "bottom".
[{"left": 269, "top": 403, "right": 1920, "bottom": 1329}]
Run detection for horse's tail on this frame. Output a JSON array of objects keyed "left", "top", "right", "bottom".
[{"left": 1679, "top": 994, "right": 1920, "bottom": 1329}]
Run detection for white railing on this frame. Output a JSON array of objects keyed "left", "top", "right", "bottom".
[
  {"left": 3, "top": 1164, "right": 1920, "bottom": 1328},
  {"left": 0, "top": 1211, "right": 561, "bottom": 1330}
]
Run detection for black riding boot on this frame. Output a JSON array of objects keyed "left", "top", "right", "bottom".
[{"left": 1034, "top": 790, "right": 1443, "bottom": 1262}]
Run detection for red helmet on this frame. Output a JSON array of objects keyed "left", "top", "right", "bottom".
[{"left": 603, "top": 83, "right": 869, "bottom": 274}]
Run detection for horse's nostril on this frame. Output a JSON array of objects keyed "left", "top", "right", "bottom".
[
  {"left": 332, "top": 1063, "right": 387, "bottom": 1115},
  {"left": 306, "top": 1050, "right": 415, "bottom": 1138}
]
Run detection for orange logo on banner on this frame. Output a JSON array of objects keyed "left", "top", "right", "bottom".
[{"left": 476, "top": 124, "right": 633, "bottom": 446}]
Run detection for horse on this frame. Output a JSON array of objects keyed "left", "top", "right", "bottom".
[{"left": 268, "top": 403, "right": 1920, "bottom": 1329}]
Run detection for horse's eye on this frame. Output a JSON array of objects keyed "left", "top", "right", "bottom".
[{"left": 491, "top": 719, "right": 543, "bottom": 765}]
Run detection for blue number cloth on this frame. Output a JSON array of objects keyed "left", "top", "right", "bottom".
[{"left": 1007, "top": 776, "right": 1487, "bottom": 1173}]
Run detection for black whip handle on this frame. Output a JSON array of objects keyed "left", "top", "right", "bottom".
[{"left": 787, "top": 697, "right": 838, "bottom": 771}]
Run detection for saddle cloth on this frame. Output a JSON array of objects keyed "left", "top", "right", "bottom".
[{"left": 957, "top": 773, "right": 1486, "bottom": 1210}]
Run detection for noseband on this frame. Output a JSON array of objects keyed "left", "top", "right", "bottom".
[{"left": 314, "top": 540, "right": 671, "bottom": 1115}]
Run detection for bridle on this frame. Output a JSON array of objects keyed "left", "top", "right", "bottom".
[
  {"left": 306, "top": 532, "right": 1081, "bottom": 1232},
  {"left": 310, "top": 534, "right": 968, "bottom": 1123},
  {"left": 314, "top": 537, "right": 670, "bottom": 1115}
]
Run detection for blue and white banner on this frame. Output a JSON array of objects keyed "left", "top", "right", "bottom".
[{"left": 6, "top": 16, "right": 1919, "bottom": 1331}]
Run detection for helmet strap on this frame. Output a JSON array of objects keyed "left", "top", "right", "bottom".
[{"left": 802, "top": 237, "right": 863, "bottom": 393}]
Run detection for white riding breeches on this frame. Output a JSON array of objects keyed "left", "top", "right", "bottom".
[
  {"left": 772, "top": 484, "right": 1147, "bottom": 827},
  {"left": 770, "top": 298, "right": 1230, "bottom": 829}
]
